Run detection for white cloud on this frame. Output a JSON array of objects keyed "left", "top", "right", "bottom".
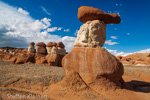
[
  {"left": 136, "top": 49, "right": 150, "bottom": 53},
  {"left": 18, "top": 7, "right": 29, "bottom": 15},
  {"left": 47, "top": 27, "right": 62, "bottom": 32},
  {"left": 62, "top": 36, "right": 76, "bottom": 42},
  {"left": 107, "top": 49, "right": 132, "bottom": 56},
  {"left": 62, "top": 36, "right": 76, "bottom": 52},
  {"left": 111, "top": 36, "right": 117, "bottom": 39},
  {"left": 106, "top": 48, "right": 150, "bottom": 57},
  {"left": 64, "top": 29, "right": 70, "bottom": 32},
  {"left": 0, "top": 1, "right": 74, "bottom": 52},
  {"left": 57, "top": 27, "right": 62, "bottom": 31},
  {"left": 105, "top": 40, "right": 118, "bottom": 45},
  {"left": 41, "top": 6, "right": 51, "bottom": 15},
  {"left": 127, "top": 33, "right": 131, "bottom": 35},
  {"left": 74, "top": 29, "right": 79, "bottom": 36}
]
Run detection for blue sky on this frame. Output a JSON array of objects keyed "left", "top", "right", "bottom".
[{"left": 0, "top": 0, "right": 150, "bottom": 56}]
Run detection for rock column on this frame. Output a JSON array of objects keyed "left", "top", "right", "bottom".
[{"left": 28, "top": 42, "right": 35, "bottom": 53}]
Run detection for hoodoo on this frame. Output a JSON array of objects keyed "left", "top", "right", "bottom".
[
  {"left": 61, "top": 6, "right": 124, "bottom": 92},
  {"left": 28, "top": 42, "right": 35, "bottom": 53}
]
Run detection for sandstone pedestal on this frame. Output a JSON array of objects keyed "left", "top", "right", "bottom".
[
  {"left": 46, "top": 54, "right": 58, "bottom": 66},
  {"left": 62, "top": 47, "right": 124, "bottom": 91}
]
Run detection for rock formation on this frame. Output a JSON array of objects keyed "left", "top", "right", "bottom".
[
  {"left": 36, "top": 42, "right": 46, "bottom": 54},
  {"left": 28, "top": 42, "right": 35, "bottom": 53},
  {"left": 56, "top": 42, "right": 66, "bottom": 55},
  {"left": 60, "top": 6, "right": 124, "bottom": 92},
  {"left": 78, "top": 6, "right": 121, "bottom": 24},
  {"left": 46, "top": 42, "right": 53, "bottom": 54},
  {"left": 74, "top": 20, "right": 106, "bottom": 47},
  {"left": 51, "top": 46, "right": 58, "bottom": 54}
]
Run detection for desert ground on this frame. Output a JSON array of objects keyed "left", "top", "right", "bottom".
[{"left": 0, "top": 60, "right": 150, "bottom": 100}]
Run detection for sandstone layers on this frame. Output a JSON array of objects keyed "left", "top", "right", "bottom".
[{"left": 59, "top": 6, "right": 124, "bottom": 92}]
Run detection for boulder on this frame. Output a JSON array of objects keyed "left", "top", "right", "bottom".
[
  {"left": 62, "top": 47, "right": 124, "bottom": 91},
  {"left": 78, "top": 6, "right": 121, "bottom": 24},
  {"left": 21, "top": 49, "right": 28, "bottom": 54},
  {"left": 9, "top": 57, "right": 17, "bottom": 64},
  {"left": 35, "top": 53, "right": 46, "bottom": 64},
  {"left": 15, "top": 53, "right": 35, "bottom": 64},
  {"left": 74, "top": 20, "right": 106, "bottom": 47},
  {"left": 46, "top": 54, "right": 58, "bottom": 66}
]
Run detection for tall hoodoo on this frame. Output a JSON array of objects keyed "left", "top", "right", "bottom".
[
  {"left": 28, "top": 42, "right": 35, "bottom": 53},
  {"left": 62, "top": 6, "right": 124, "bottom": 92}
]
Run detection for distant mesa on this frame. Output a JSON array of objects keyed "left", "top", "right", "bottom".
[{"left": 78, "top": 6, "right": 121, "bottom": 24}]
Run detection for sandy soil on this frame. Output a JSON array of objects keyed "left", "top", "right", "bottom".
[{"left": 0, "top": 61, "right": 150, "bottom": 100}]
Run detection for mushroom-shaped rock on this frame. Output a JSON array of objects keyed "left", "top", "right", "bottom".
[
  {"left": 36, "top": 42, "right": 46, "bottom": 54},
  {"left": 28, "top": 42, "right": 35, "bottom": 53},
  {"left": 74, "top": 20, "right": 106, "bottom": 47},
  {"left": 78, "top": 6, "right": 121, "bottom": 24},
  {"left": 56, "top": 42, "right": 65, "bottom": 48},
  {"left": 46, "top": 42, "right": 53, "bottom": 54}
]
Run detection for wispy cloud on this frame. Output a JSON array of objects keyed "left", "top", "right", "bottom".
[
  {"left": 64, "top": 29, "right": 70, "bottom": 32},
  {"left": 41, "top": 6, "right": 51, "bottom": 15},
  {"left": 111, "top": 36, "right": 117, "bottom": 39},
  {"left": 105, "top": 40, "right": 118, "bottom": 45},
  {"left": 47, "top": 27, "right": 62, "bottom": 32}
]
